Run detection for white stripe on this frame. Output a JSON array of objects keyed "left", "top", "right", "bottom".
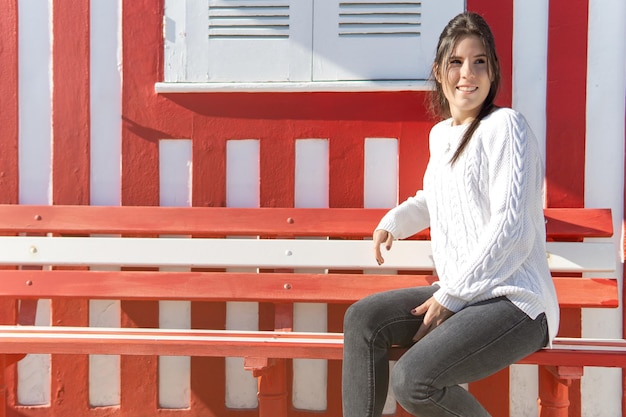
[
  {"left": 17, "top": 0, "right": 53, "bottom": 404},
  {"left": 90, "top": 0, "right": 122, "bottom": 206},
  {"left": 0, "top": 236, "right": 614, "bottom": 273},
  {"left": 364, "top": 138, "right": 398, "bottom": 209}
]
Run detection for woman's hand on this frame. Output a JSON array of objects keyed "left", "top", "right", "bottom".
[
  {"left": 373, "top": 229, "right": 394, "bottom": 265},
  {"left": 411, "top": 297, "right": 454, "bottom": 342}
]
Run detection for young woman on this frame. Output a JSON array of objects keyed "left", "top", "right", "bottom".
[{"left": 342, "top": 12, "right": 559, "bottom": 417}]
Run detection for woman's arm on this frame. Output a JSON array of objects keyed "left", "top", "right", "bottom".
[{"left": 373, "top": 190, "right": 431, "bottom": 265}]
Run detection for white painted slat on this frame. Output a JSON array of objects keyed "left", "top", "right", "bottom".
[
  {"left": 209, "top": 0, "right": 290, "bottom": 7},
  {"left": 226, "top": 139, "right": 260, "bottom": 208},
  {"left": 546, "top": 241, "right": 615, "bottom": 272},
  {"left": 293, "top": 303, "right": 327, "bottom": 411},
  {"left": 340, "top": 11, "right": 421, "bottom": 18},
  {"left": 159, "top": 139, "right": 192, "bottom": 207},
  {"left": 0, "top": 237, "right": 614, "bottom": 273},
  {"left": 159, "top": 299, "right": 191, "bottom": 409},
  {"left": 293, "top": 140, "right": 328, "bottom": 411},
  {"left": 18, "top": 0, "right": 53, "bottom": 405},
  {"left": 338, "top": 2, "right": 422, "bottom": 37},
  {"left": 159, "top": 138, "right": 192, "bottom": 409},
  {"left": 0, "top": 326, "right": 345, "bottom": 346},
  {"left": 209, "top": 10, "right": 290, "bottom": 19},
  {"left": 295, "top": 139, "right": 329, "bottom": 208},
  {"left": 209, "top": 27, "right": 289, "bottom": 38},
  {"left": 2, "top": 327, "right": 626, "bottom": 355},
  {"left": 340, "top": 7, "right": 422, "bottom": 16},
  {"left": 90, "top": 0, "right": 122, "bottom": 206},
  {"left": 89, "top": 298, "right": 120, "bottom": 407},
  {"left": 18, "top": 0, "right": 52, "bottom": 206},
  {"left": 364, "top": 138, "right": 397, "bottom": 208},
  {"left": 0, "top": 236, "right": 430, "bottom": 270},
  {"left": 226, "top": 138, "right": 260, "bottom": 409}
]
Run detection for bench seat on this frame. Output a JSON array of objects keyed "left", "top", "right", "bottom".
[{"left": 0, "top": 326, "right": 624, "bottom": 369}]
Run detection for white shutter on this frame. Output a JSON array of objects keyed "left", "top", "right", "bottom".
[
  {"left": 164, "top": 0, "right": 312, "bottom": 82},
  {"left": 163, "top": 0, "right": 463, "bottom": 86},
  {"left": 312, "top": 0, "right": 464, "bottom": 81}
]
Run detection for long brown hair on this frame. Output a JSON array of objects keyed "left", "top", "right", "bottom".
[{"left": 427, "top": 12, "right": 501, "bottom": 165}]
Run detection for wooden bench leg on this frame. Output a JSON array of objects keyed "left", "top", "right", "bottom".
[
  {"left": 4, "top": 299, "right": 39, "bottom": 366},
  {"left": 0, "top": 354, "right": 6, "bottom": 417},
  {"left": 538, "top": 365, "right": 583, "bottom": 417},
  {"left": 245, "top": 357, "right": 288, "bottom": 417}
]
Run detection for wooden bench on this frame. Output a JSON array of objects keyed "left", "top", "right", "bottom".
[{"left": 0, "top": 204, "right": 620, "bottom": 417}]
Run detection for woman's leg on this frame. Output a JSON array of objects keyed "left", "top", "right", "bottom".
[
  {"left": 391, "top": 297, "right": 548, "bottom": 417},
  {"left": 342, "top": 286, "right": 438, "bottom": 417}
]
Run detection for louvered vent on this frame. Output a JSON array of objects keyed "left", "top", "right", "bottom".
[
  {"left": 339, "top": 1, "right": 421, "bottom": 37},
  {"left": 208, "top": 0, "right": 290, "bottom": 39}
]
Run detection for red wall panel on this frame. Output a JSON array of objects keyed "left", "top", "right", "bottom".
[{"left": 545, "top": 2, "right": 589, "bottom": 415}]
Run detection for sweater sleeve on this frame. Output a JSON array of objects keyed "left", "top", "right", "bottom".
[
  {"left": 433, "top": 111, "right": 539, "bottom": 310},
  {"left": 375, "top": 190, "right": 430, "bottom": 239}
]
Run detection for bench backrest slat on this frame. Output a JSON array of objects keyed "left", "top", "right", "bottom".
[
  {"left": 0, "top": 205, "right": 613, "bottom": 239},
  {"left": 0, "top": 237, "right": 615, "bottom": 273},
  {"left": 0, "top": 270, "right": 617, "bottom": 308}
]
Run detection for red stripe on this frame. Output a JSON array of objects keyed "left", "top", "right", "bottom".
[
  {"left": 190, "top": 302, "right": 230, "bottom": 415},
  {"left": 467, "top": 0, "right": 514, "bottom": 108},
  {"left": 189, "top": 119, "right": 230, "bottom": 415},
  {"left": 0, "top": 3, "right": 20, "bottom": 410},
  {"left": 398, "top": 117, "right": 431, "bottom": 202},
  {"left": 118, "top": 299, "right": 159, "bottom": 416},
  {"left": 545, "top": 0, "right": 588, "bottom": 208},
  {"left": 545, "top": 1, "right": 589, "bottom": 416},
  {"left": 329, "top": 129, "right": 364, "bottom": 208},
  {"left": 51, "top": 0, "right": 91, "bottom": 205},
  {"left": 261, "top": 132, "right": 295, "bottom": 208},
  {"left": 47, "top": 1, "right": 92, "bottom": 416},
  {"left": 191, "top": 118, "right": 227, "bottom": 208},
  {"left": 120, "top": 1, "right": 165, "bottom": 415},
  {"left": 0, "top": 0, "right": 19, "bottom": 204}
]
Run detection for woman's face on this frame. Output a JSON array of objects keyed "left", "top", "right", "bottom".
[{"left": 437, "top": 35, "right": 492, "bottom": 126}]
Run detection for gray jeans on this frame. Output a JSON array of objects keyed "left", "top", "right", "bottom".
[{"left": 342, "top": 286, "right": 548, "bottom": 417}]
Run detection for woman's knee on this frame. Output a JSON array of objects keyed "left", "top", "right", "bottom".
[
  {"left": 343, "top": 295, "right": 383, "bottom": 330},
  {"left": 390, "top": 359, "right": 431, "bottom": 406},
  {"left": 343, "top": 300, "right": 361, "bottom": 330}
]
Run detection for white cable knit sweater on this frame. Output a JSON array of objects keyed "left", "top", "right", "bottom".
[{"left": 377, "top": 108, "right": 559, "bottom": 344}]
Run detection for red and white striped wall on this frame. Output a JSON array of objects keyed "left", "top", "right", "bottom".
[{"left": 0, "top": 0, "right": 624, "bottom": 416}]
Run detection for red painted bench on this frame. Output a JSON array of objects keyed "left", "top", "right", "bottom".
[{"left": 0, "top": 204, "right": 619, "bottom": 417}]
